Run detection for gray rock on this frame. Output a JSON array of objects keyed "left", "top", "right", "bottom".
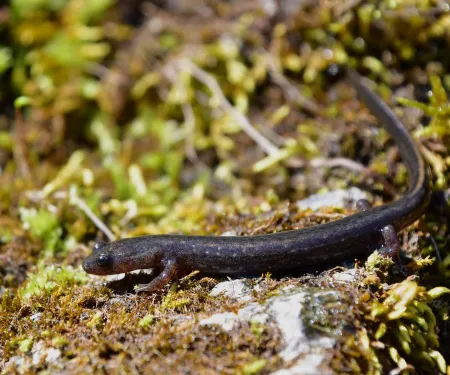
[
  {"left": 209, "top": 279, "right": 253, "bottom": 302},
  {"left": 296, "top": 187, "right": 368, "bottom": 211},
  {"left": 203, "top": 282, "right": 343, "bottom": 373}
]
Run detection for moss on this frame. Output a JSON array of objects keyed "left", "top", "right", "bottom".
[
  {"left": 18, "top": 337, "right": 33, "bottom": 353},
  {"left": 365, "top": 281, "right": 450, "bottom": 372},
  {"left": 19, "top": 208, "right": 59, "bottom": 239},
  {"left": 396, "top": 74, "right": 450, "bottom": 189},
  {"left": 51, "top": 335, "right": 69, "bottom": 348},
  {"left": 241, "top": 358, "right": 267, "bottom": 375},
  {"left": 86, "top": 311, "right": 103, "bottom": 330},
  {"left": 137, "top": 313, "right": 155, "bottom": 329},
  {"left": 19, "top": 265, "right": 88, "bottom": 300},
  {"left": 365, "top": 251, "right": 394, "bottom": 275}
]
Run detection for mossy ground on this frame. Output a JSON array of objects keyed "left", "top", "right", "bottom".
[{"left": 2, "top": 1, "right": 450, "bottom": 374}]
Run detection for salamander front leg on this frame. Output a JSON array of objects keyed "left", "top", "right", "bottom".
[
  {"left": 356, "top": 199, "right": 400, "bottom": 258},
  {"left": 135, "top": 259, "right": 177, "bottom": 293},
  {"left": 356, "top": 199, "right": 371, "bottom": 212}
]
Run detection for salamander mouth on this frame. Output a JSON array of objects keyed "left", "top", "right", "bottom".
[
  {"left": 82, "top": 258, "right": 94, "bottom": 273},
  {"left": 82, "top": 257, "right": 107, "bottom": 275}
]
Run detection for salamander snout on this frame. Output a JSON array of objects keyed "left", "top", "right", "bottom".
[
  {"left": 82, "top": 242, "right": 114, "bottom": 275},
  {"left": 83, "top": 237, "right": 165, "bottom": 276}
]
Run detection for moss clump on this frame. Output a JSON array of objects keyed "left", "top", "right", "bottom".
[
  {"left": 368, "top": 281, "right": 450, "bottom": 373},
  {"left": 241, "top": 358, "right": 267, "bottom": 375},
  {"left": 20, "top": 265, "right": 88, "bottom": 300},
  {"left": 19, "top": 208, "right": 62, "bottom": 256},
  {"left": 137, "top": 313, "right": 155, "bottom": 329}
]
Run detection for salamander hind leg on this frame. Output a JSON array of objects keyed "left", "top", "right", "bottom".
[
  {"left": 356, "top": 199, "right": 400, "bottom": 258},
  {"left": 379, "top": 225, "right": 401, "bottom": 258},
  {"left": 135, "top": 260, "right": 177, "bottom": 293}
]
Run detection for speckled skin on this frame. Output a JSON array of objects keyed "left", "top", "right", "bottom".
[{"left": 82, "top": 69, "right": 431, "bottom": 292}]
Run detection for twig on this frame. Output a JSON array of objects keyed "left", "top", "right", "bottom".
[
  {"left": 85, "top": 62, "right": 125, "bottom": 81},
  {"left": 26, "top": 188, "right": 117, "bottom": 242},
  {"left": 119, "top": 200, "right": 138, "bottom": 227},
  {"left": 164, "top": 62, "right": 200, "bottom": 163},
  {"left": 287, "top": 156, "right": 397, "bottom": 197},
  {"left": 175, "top": 59, "right": 280, "bottom": 156},
  {"left": 286, "top": 156, "right": 368, "bottom": 172},
  {"left": 182, "top": 102, "right": 199, "bottom": 163},
  {"left": 309, "top": 157, "right": 369, "bottom": 172},
  {"left": 68, "top": 188, "right": 116, "bottom": 241},
  {"left": 263, "top": 51, "right": 320, "bottom": 115},
  {"left": 310, "top": 213, "right": 347, "bottom": 219}
]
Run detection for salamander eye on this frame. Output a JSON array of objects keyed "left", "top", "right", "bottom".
[
  {"left": 93, "top": 241, "right": 107, "bottom": 252},
  {"left": 96, "top": 252, "right": 111, "bottom": 268}
]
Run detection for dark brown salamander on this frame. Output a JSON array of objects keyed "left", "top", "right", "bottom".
[{"left": 82, "top": 69, "right": 431, "bottom": 292}]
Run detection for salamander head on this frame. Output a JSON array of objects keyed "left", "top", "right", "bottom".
[{"left": 82, "top": 238, "right": 162, "bottom": 275}]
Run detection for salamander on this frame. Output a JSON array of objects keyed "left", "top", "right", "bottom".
[{"left": 82, "top": 68, "right": 431, "bottom": 292}]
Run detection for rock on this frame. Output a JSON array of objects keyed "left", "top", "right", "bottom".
[
  {"left": 210, "top": 279, "right": 254, "bottom": 302},
  {"left": 199, "top": 312, "right": 239, "bottom": 332},
  {"left": 296, "top": 187, "right": 368, "bottom": 211},
  {"left": 202, "top": 282, "right": 343, "bottom": 373}
]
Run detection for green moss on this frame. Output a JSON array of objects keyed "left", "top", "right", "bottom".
[
  {"left": 0, "top": 47, "right": 12, "bottom": 76},
  {"left": 51, "top": 335, "right": 69, "bottom": 348},
  {"left": 19, "top": 208, "right": 62, "bottom": 256},
  {"left": 86, "top": 311, "right": 103, "bottom": 330},
  {"left": 138, "top": 314, "right": 155, "bottom": 328},
  {"left": 242, "top": 359, "right": 267, "bottom": 375},
  {"left": 368, "top": 280, "right": 450, "bottom": 372},
  {"left": 365, "top": 251, "right": 394, "bottom": 278},
  {"left": 20, "top": 265, "right": 88, "bottom": 300},
  {"left": 13, "top": 95, "right": 30, "bottom": 108},
  {"left": 18, "top": 337, "right": 33, "bottom": 353},
  {"left": 160, "top": 290, "right": 192, "bottom": 312},
  {"left": 250, "top": 321, "right": 265, "bottom": 339}
]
